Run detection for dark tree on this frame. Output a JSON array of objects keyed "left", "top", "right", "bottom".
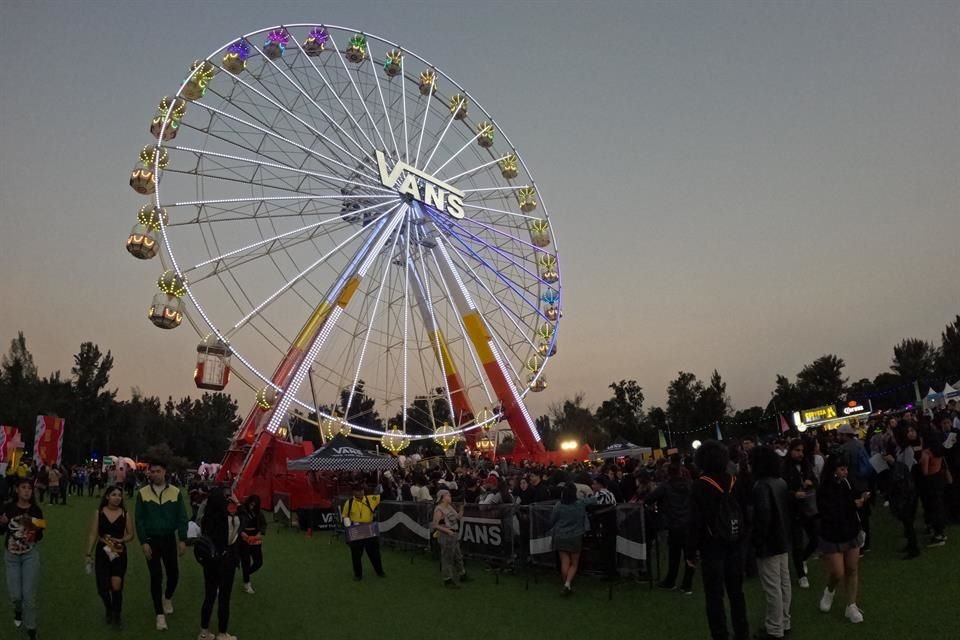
[{"left": 891, "top": 338, "right": 938, "bottom": 381}]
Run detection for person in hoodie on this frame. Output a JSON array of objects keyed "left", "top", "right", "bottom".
[
  {"left": 687, "top": 440, "right": 749, "bottom": 640},
  {"left": 647, "top": 460, "right": 695, "bottom": 593},
  {"left": 751, "top": 446, "right": 793, "bottom": 640}
]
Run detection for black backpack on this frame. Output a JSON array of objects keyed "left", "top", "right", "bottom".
[{"left": 700, "top": 475, "right": 742, "bottom": 543}]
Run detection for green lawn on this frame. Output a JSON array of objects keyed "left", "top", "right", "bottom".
[{"left": 15, "top": 495, "right": 958, "bottom": 639}]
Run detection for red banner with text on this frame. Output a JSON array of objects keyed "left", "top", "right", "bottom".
[{"left": 34, "top": 416, "right": 65, "bottom": 466}]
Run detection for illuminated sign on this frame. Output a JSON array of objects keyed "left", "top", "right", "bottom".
[
  {"left": 800, "top": 405, "right": 836, "bottom": 424},
  {"left": 843, "top": 400, "right": 866, "bottom": 415},
  {"left": 375, "top": 150, "right": 465, "bottom": 218}
]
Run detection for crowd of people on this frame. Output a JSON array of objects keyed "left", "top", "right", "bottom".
[{"left": 1, "top": 405, "right": 957, "bottom": 639}]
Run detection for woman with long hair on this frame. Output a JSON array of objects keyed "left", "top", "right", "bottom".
[
  {"left": 1, "top": 476, "right": 45, "bottom": 640},
  {"left": 197, "top": 487, "right": 240, "bottom": 640},
  {"left": 238, "top": 494, "right": 266, "bottom": 594},
  {"left": 85, "top": 485, "right": 134, "bottom": 627},
  {"left": 549, "top": 482, "right": 596, "bottom": 596},
  {"left": 884, "top": 424, "right": 923, "bottom": 558},
  {"left": 784, "top": 438, "right": 819, "bottom": 589},
  {"left": 817, "top": 452, "right": 866, "bottom": 624}
]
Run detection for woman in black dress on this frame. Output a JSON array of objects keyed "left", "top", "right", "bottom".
[
  {"left": 197, "top": 487, "right": 240, "bottom": 640},
  {"left": 85, "top": 485, "right": 134, "bottom": 627}
]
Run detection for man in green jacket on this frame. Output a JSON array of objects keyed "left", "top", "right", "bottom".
[{"left": 135, "top": 459, "right": 188, "bottom": 631}]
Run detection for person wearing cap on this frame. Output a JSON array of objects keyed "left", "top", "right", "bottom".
[
  {"left": 341, "top": 485, "right": 384, "bottom": 580},
  {"left": 432, "top": 489, "right": 468, "bottom": 588}
]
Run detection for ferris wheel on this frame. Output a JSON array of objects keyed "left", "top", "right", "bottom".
[{"left": 126, "top": 24, "right": 561, "bottom": 457}]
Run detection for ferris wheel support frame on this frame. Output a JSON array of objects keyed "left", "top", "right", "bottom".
[
  {"left": 414, "top": 204, "right": 545, "bottom": 456},
  {"left": 219, "top": 209, "right": 405, "bottom": 493}
]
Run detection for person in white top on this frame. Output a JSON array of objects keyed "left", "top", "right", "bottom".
[{"left": 410, "top": 477, "right": 432, "bottom": 502}]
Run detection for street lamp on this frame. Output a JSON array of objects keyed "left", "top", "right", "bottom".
[
  {"left": 560, "top": 439, "right": 578, "bottom": 451},
  {"left": 691, "top": 439, "right": 702, "bottom": 450}
]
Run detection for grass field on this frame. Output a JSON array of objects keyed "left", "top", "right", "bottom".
[{"left": 13, "top": 495, "right": 958, "bottom": 639}]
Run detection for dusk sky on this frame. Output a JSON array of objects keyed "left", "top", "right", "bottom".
[{"left": 1, "top": 1, "right": 959, "bottom": 422}]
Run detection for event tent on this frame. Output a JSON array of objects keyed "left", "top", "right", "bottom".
[
  {"left": 594, "top": 437, "right": 651, "bottom": 460},
  {"left": 287, "top": 434, "right": 399, "bottom": 472}
]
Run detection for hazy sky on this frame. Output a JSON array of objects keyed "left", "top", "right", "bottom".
[{"left": 1, "top": 1, "right": 958, "bottom": 421}]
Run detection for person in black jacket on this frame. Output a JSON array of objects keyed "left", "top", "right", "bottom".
[
  {"left": 751, "top": 446, "right": 793, "bottom": 640},
  {"left": 238, "top": 495, "right": 267, "bottom": 594},
  {"left": 647, "top": 462, "right": 694, "bottom": 593},
  {"left": 687, "top": 440, "right": 749, "bottom": 640},
  {"left": 816, "top": 452, "right": 866, "bottom": 625},
  {"left": 197, "top": 487, "right": 240, "bottom": 640},
  {"left": 783, "top": 439, "right": 819, "bottom": 588}
]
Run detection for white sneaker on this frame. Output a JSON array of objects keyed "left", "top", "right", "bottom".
[
  {"left": 198, "top": 631, "right": 214, "bottom": 640},
  {"left": 156, "top": 614, "right": 168, "bottom": 631},
  {"left": 799, "top": 576, "right": 810, "bottom": 589},
  {"left": 845, "top": 604, "right": 864, "bottom": 623},
  {"left": 819, "top": 587, "right": 835, "bottom": 612},
  {"left": 243, "top": 582, "right": 255, "bottom": 594},
  {"left": 163, "top": 598, "right": 174, "bottom": 615},
  {"left": 215, "top": 634, "right": 237, "bottom": 640}
]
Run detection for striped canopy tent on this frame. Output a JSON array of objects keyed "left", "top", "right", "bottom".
[{"left": 287, "top": 434, "right": 399, "bottom": 472}]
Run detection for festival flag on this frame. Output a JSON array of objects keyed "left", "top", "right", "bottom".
[
  {"left": 34, "top": 416, "right": 65, "bottom": 466},
  {"left": 0, "top": 426, "right": 12, "bottom": 462},
  {"left": 779, "top": 414, "right": 790, "bottom": 434},
  {"left": 715, "top": 422, "right": 723, "bottom": 441},
  {"left": 658, "top": 429, "right": 667, "bottom": 449}
]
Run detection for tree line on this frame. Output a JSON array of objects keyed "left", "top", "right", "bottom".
[{"left": 2, "top": 315, "right": 959, "bottom": 463}]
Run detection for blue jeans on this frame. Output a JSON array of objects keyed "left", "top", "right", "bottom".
[{"left": 5, "top": 548, "right": 40, "bottom": 630}]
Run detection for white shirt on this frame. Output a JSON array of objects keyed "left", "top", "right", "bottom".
[{"left": 410, "top": 485, "right": 432, "bottom": 502}]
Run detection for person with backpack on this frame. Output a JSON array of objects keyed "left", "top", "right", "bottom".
[
  {"left": 647, "top": 461, "right": 695, "bottom": 594},
  {"left": 884, "top": 425, "right": 922, "bottom": 558},
  {"left": 751, "top": 446, "right": 793, "bottom": 639},
  {"left": 816, "top": 452, "right": 866, "bottom": 624},
  {"left": 687, "top": 440, "right": 749, "bottom": 640},
  {"left": 195, "top": 487, "right": 239, "bottom": 640}
]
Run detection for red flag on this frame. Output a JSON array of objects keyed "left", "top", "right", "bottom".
[
  {"left": 0, "top": 426, "right": 13, "bottom": 462},
  {"left": 779, "top": 414, "right": 790, "bottom": 434},
  {"left": 34, "top": 416, "right": 65, "bottom": 466}
]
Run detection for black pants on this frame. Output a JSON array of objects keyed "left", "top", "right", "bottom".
[
  {"left": 900, "top": 496, "right": 920, "bottom": 553},
  {"left": 700, "top": 543, "right": 749, "bottom": 640},
  {"left": 95, "top": 548, "right": 127, "bottom": 618},
  {"left": 145, "top": 535, "right": 179, "bottom": 615},
  {"left": 349, "top": 537, "right": 384, "bottom": 578},
  {"left": 858, "top": 503, "right": 871, "bottom": 550},
  {"left": 201, "top": 552, "right": 237, "bottom": 634},
  {"left": 920, "top": 475, "right": 946, "bottom": 537},
  {"left": 792, "top": 515, "right": 819, "bottom": 578},
  {"left": 662, "top": 528, "right": 695, "bottom": 590},
  {"left": 239, "top": 543, "right": 264, "bottom": 583}
]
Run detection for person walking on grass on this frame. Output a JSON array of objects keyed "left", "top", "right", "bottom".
[
  {"left": 196, "top": 488, "right": 240, "bottom": 640},
  {"left": 135, "top": 459, "right": 189, "bottom": 631},
  {"left": 86, "top": 485, "right": 134, "bottom": 628},
  {"left": 783, "top": 439, "right": 819, "bottom": 589},
  {"left": 647, "top": 461, "right": 695, "bottom": 594},
  {"left": 751, "top": 446, "right": 793, "bottom": 640},
  {"left": 687, "top": 440, "right": 749, "bottom": 640},
  {"left": 238, "top": 494, "right": 267, "bottom": 594},
  {"left": 432, "top": 489, "right": 469, "bottom": 588},
  {"left": 549, "top": 482, "right": 596, "bottom": 596},
  {"left": 1, "top": 477, "right": 46, "bottom": 640},
  {"left": 817, "top": 453, "right": 866, "bottom": 624}
]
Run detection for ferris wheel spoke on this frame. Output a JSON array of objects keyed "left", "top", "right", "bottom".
[
  {"left": 420, "top": 111, "right": 457, "bottom": 174},
  {"left": 425, "top": 212, "right": 547, "bottom": 317},
  {"left": 400, "top": 216, "right": 413, "bottom": 430},
  {"left": 436, "top": 213, "right": 546, "bottom": 284},
  {"left": 429, "top": 128, "right": 486, "bottom": 176},
  {"left": 450, "top": 213, "right": 551, "bottom": 256},
  {"left": 189, "top": 99, "right": 384, "bottom": 188},
  {"left": 344, "top": 216, "right": 404, "bottom": 419},
  {"left": 461, "top": 185, "right": 530, "bottom": 194},
  {"left": 399, "top": 57, "right": 410, "bottom": 163},
  {"left": 248, "top": 41, "right": 377, "bottom": 163},
  {"left": 460, "top": 201, "right": 541, "bottom": 222},
  {"left": 363, "top": 40, "right": 401, "bottom": 160},
  {"left": 211, "top": 58, "right": 371, "bottom": 170},
  {"left": 440, "top": 153, "right": 513, "bottom": 183},
  {"left": 323, "top": 33, "right": 390, "bottom": 155},
  {"left": 164, "top": 193, "right": 394, "bottom": 209},
  {"left": 413, "top": 83, "right": 435, "bottom": 168},
  {"left": 170, "top": 145, "right": 394, "bottom": 194},
  {"left": 183, "top": 199, "right": 398, "bottom": 273},
  {"left": 226, "top": 204, "right": 399, "bottom": 337}
]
